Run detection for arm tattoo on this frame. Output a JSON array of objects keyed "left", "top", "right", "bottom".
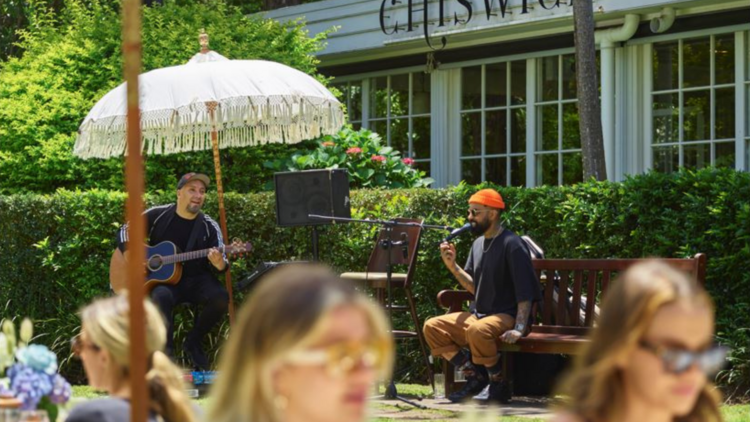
[
  {"left": 515, "top": 301, "right": 532, "bottom": 327},
  {"left": 452, "top": 266, "right": 475, "bottom": 295}
]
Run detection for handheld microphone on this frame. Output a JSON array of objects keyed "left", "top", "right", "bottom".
[{"left": 442, "top": 223, "right": 473, "bottom": 243}]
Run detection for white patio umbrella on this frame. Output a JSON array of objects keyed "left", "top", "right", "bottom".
[{"left": 75, "top": 53, "right": 345, "bottom": 324}]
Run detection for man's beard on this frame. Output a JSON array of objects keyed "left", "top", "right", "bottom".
[
  {"left": 470, "top": 220, "right": 490, "bottom": 236},
  {"left": 186, "top": 203, "right": 202, "bottom": 214}
]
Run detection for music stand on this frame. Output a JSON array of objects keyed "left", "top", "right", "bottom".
[{"left": 309, "top": 214, "right": 451, "bottom": 408}]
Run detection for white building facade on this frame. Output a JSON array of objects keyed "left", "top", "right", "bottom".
[{"left": 266, "top": 0, "right": 750, "bottom": 187}]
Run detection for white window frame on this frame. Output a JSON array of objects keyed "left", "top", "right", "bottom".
[
  {"left": 458, "top": 61, "right": 529, "bottom": 187},
  {"left": 632, "top": 24, "right": 750, "bottom": 172}
]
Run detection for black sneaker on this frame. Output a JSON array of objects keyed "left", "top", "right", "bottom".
[
  {"left": 447, "top": 366, "right": 488, "bottom": 403},
  {"left": 183, "top": 337, "right": 210, "bottom": 371},
  {"left": 473, "top": 380, "right": 512, "bottom": 404}
]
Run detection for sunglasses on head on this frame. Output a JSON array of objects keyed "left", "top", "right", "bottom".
[
  {"left": 70, "top": 335, "right": 101, "bottom": 357},
  {"left": 285, "top": 340, "right": 388, "bottom": 377},
  {"left": 639, "top": 340, "right": 729, "bottom": 377}
]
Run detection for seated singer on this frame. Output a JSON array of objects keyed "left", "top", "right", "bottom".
[
  {"left": 116, "top": 172, "right": 229, "bottom": 370},
  {"left": 423, "top": 188, "right": 541, "bottom": 404}
]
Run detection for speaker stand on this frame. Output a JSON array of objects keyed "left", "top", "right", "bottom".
[{"left": 311, "top": 225, "right": 320, "bottom": 262}]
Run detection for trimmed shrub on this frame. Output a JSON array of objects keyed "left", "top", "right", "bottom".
[{"left": 0, "top": 168, "right": 748, "bottom": 398}]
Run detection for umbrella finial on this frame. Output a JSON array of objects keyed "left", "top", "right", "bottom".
[{"left": 199, "top": 29, "right": 210, "bottom": 54}]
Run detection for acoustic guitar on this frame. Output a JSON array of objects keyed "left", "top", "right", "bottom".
[{"left": 109, "top": 239, "right": 252, "bottom": 294}]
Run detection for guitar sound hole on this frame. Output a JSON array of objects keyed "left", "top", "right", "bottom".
[{"left": 148, "top": 256, "right": 163, "bottom": 271}]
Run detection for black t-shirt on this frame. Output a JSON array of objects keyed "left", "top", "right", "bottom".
[
  {"left": 160, "top": 213, "right": 206, "bottom": 278},
  {"left": 464, "top": 229, "right": 541, "bottom": 318}
]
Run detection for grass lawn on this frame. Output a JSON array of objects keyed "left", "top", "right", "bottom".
[{"left": 71, "top": 385, "right": 749, "bottom": 421}]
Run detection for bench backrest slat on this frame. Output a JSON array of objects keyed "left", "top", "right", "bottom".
[{"left": 533, "top": 254, "right": 707, "bottom": 328}]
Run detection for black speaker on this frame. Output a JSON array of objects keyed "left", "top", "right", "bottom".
[{"left": 274, "top": 169, "right": 351, "bottom": 227}]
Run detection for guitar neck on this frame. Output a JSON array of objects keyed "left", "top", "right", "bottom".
[{"left": 160, "top": 246, "right": 225, "bottom": 265}]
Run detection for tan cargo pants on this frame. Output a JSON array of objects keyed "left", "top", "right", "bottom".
[{"left": 423, "top": 311, "right": 514, "bottom": 366}]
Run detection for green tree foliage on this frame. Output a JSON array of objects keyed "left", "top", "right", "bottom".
[
  {"left": 265, "top": 127, "right": 435, "bottom": 189},
  {"left": 1, "top": 169, "right": 747, "bottom": 396},
  {"left": 0, "top": 0, "right": 331, "bottom": 194}
]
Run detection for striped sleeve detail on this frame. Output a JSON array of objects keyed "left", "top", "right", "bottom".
[{"left": 204, "top": 215, "right": 227, "bottom": 261}]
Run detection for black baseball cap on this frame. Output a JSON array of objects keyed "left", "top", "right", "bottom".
[{"left": 177, "top": 172, "right": 210, "bottom": 190}]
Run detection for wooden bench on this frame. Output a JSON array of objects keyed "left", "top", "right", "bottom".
[{"left": 437, "top": 253, "right": 707, "bottom": 396}]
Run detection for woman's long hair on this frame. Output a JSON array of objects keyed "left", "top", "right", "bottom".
[
  {"left": 80, "top": 295, "right": 197, "bottom": 422},
  {"left": 208, "top": 264, "right": 394, "bottom": 422},
  {"left": 555, "top": 261, "right": 722, "bottom": 422}
]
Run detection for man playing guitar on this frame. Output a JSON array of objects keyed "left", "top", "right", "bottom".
[{"left": 115, "top": 172, "right": 228, "bottom": 370}]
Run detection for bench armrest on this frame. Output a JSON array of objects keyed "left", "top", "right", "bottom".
[{"left": 437, "top": 290, "right": 475, "bottom": 313}]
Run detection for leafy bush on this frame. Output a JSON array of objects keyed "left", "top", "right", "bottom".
[
  {"left": 0, "top": 168, "right": 747, "bottom": 398},
  {"left": 0, "top": 0, "right": 330, "bottom": 194},
  {"left": 264, "top": 127, "right": 435, "bottom": 189}
]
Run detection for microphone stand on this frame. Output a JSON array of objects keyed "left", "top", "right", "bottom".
[{"left": 309, "top": 214, "right": 452, "bottom": 409}]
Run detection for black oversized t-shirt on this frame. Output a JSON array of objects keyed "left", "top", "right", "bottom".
[{"left": 464, "top": 229, "right": 541, "bottom": 318}]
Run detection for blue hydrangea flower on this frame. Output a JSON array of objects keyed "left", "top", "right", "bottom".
[
  {"left": 48, "top": 374, "right": 72, "bottom": 405},
  {"left": 15, "top": 345, "right": 57, "bottom": 375},
  {"left": 7, "top": 364, "right": 53, "bottom": 410}
]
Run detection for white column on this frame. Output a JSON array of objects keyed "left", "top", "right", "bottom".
[
  {"left": 643, "top": 43, "right": 654, "bottom": 171},
  {"left": 736, "top": 31, "right": 747, "bottom": 171},
  {"left": 601, "top": 40, "right": 616, "bottom": 181},
  {"left": 526, "top": 58, "right": 536, "bottom": 188},
  {"left": 430, "top": 70, "right": 450, "bottom": 188}
]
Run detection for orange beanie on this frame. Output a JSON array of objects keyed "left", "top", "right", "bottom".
[{"left": 468, "top": 189, "right": 505, "bottom": 209}]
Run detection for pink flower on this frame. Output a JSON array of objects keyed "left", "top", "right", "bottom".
[
  {"left": 371, "top": 155, "right": 387, "bottom": 163},
  {"left": 402, "top": 158, "right": 415, "bottom": 166},
  {"left": 322, "top": 141, "right": 336, "bottom": 147},
  {"left": 346, "top": 147, "right": 362, "bottom": 154}
]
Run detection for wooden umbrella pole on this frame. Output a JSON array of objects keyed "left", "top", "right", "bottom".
[
  {"left": 123, "top": 0, "right": 147, "bottom": 422},
  {"left": 208, "top": 102, "right": 236, "bottom": 325}
]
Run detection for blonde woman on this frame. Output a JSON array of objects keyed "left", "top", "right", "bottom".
[
  {"left": 209, "top": 263, "right": 394, "bottom": 422},
  {"left": 66, "top": 295, "right": 197, "bottom": 422},
  {"left": 553, "top": 261, "right": 728, "bottom": 422}
]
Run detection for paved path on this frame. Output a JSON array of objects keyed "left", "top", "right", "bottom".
[{"left": 370, "top": 396, "right": 555, "bottom": 420}]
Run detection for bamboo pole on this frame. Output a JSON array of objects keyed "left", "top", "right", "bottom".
[
  {"left": 208, "top": 102, "right": 236, "bottom": 325},
  {"left": 122, "top": 0, "right": 147, "bottom": 421}
]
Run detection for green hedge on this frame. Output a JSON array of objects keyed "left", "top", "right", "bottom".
[{"left": 0, "top": 168, "right": 748, "bottom": 398}]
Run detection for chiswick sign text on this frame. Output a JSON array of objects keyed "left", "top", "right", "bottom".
[{"left": 379, "top": 0, "right": 572, "bottom": 50}]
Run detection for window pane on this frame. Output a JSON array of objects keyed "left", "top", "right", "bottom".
[
  {"left": 486, "top": 157, "right": 507, "bottom": 186},
  {"left": 536, "top": 154, "right": 559, "bottom": 186},
  {"left": 715, "top": 34, "right": 735, "bottom": 85},
  {"left": 510, "top": 155, "right": 526, "bottom": 187},
  {"left": 511, "top": 60, "right": 527, "bottom": 105},
  {"left": 715, "top": 88, "right": 735, "bottom": 140},
  {"left": 653, "top": 41, "right": 679, "bottom": 91},
  {"left": 462, "top": 66, "right": 482, "bottom": 110},
  {"left": 561, "top": 54, "right": 577, "bottom": 100},
  {"left": 349, "top": 82, "right": 363, "bottom": 121},
  {"left": 390, "top": 117, "right": 408, "bottom": 153},
  {"left": 653, "top": 93, "right": 679, "bottom": 144},
  {"left": 562, "top": 102, "right": 581, "bottom": 149},
  {"left": 415, "top": 161, "right": 431, "bottom": 177},
  {"left": 562, "top": 152, "right": 583, "bottom": 185},
  {"left": 461, "top": 112, "right": 482, "bottom": 156},
  {"left": 510, "top": 108, "right": 527, "bottom": 153},
  {"left": 538, "top": 105, "right": 559, "bottom": 151},
  {"left": 486, "top": 110, "right": 508, "bottom": 155},
  {"left": 683, "top": 37, "right": 711, "bottom": 88},
  {"left": 370, "top": 77, "right": 388, "bottom": 118},
  {"left": 540, "top": 56, "right": 559, "bottom": 102},
  {"left": 390, "top": 74, "right": 409, "bottom": 116},
  {"left": 683, "top": 90, "right": 710, "bottom": 141},
  {"left": 715, "top": 142, "right": 735, "bottom": 168},
  {"left": 462, "top": 159, "right": 482, "bottom": 184},
  {"left": 412, "top": 117, "right": 431, "bottom": 160},
  {"left": 653, "top": 145, "right": 679, "bottom": 173},
  {"left": 412, "top": 73, "right": 431, "bottom": 115},
  {"left": 370, "top": 120, "right": 387, "bottom": 140},
  {"left": 683, "top": 143, "right": 710, "bottom": 170},
  {"left": 486, "top": 63, "right": 508, "bottom": 108}
]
